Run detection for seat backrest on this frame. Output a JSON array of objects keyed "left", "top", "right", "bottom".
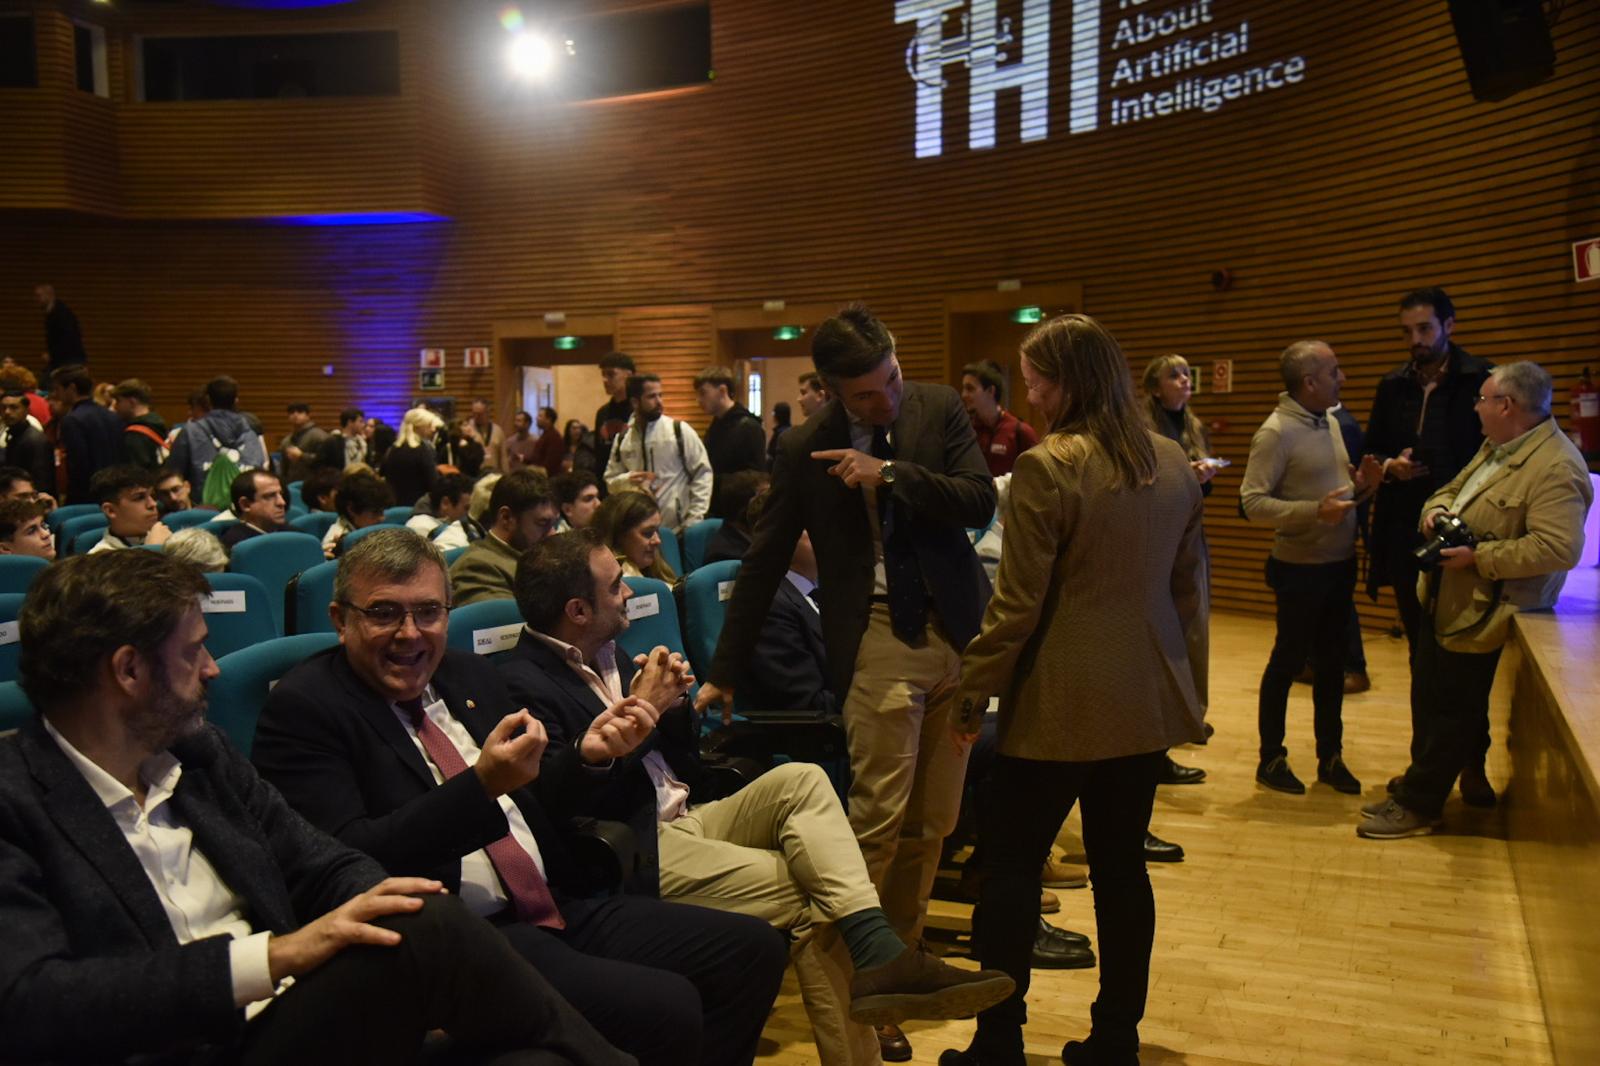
[
  {"left": 201, "top": 572, "right": 279, "bottom": 658},
  {"left": 72, "top": 527, "right": 107, "bottom": 555},
  {"left": 288, "top": 558, "right": 340, "bottom": 634},
  {"left": 289, "top": 511, "right": 339, "bottom": 539},
  {"left": 0, "top": 680, "right": 34, "bottom": 734},
  {"left": 681, "top": 518, "right": 723, "bottom": 574},
  {"left": 45, "top": 503, "right": 100, "bottom": 535},
  {"left": 657, "top": 525, "right": 684, "bottom": 577},
  {"left": 228, "top": 532, "right": 325, "bottom": 634},
  {"left": 446, "top": 599, "right": 526, "bottom": 661},
  {"left": 616, "top": 575, "right": 685, "bottom": 663},
  {"left": 209, "top": 632, "right": 340, "bottom": 756},
  {"left": 442, "top": 545, "right": 468, "bottom": 567},
  {"left": 0, "top": 556, "right": 48, "bottom": 595},
  {"left": 162, "top": 508, "right": 222, "bottom": 531},
  {"left": 58, "top": 513, "right": 108, "bottom": 556},
  {"left": 339, "top": 522, "right": 405, "bottom": 553},
  {"left": 286, "top": 480, "right": 304, "bottom": 509},
  {"left": 384, "top": 506, "right": 416, "bottom": 525},
  {"left": 681, "top": 560, "right": 739, "bottom": 681},
  {"left": 0, "top": 593, "right": 27, "bottom": 684},
  {"left": 285, "top": 503, "right": 308, "bottom": 523}
]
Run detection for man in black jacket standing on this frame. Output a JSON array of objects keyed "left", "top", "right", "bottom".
[
  {"left": 696, "top": 365, "right": 769, "bottom": 517},
  {"left": 0, "top": 550, "right": 630, "bottom": 1066},
  {"left": 1364, "top": 287, "right": 1493, "bottom": 656},
  {"left": 51, "top": 364, "right": 123, "bottom": 504},
  {"left": 35, "top": 283, "right": 87, "bottom": 371},
  {"left": 1, "top": 390, "right": 54, "bottom": 493}
]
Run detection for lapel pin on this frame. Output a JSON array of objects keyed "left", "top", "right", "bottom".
[{"left": 465, "top": 699, "right": 476, "bottom": 710}]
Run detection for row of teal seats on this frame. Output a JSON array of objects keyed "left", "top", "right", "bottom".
[{"left": 669, "top": 517, "right": 723, "bottom": 576}]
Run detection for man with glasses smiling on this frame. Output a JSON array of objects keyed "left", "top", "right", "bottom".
[
  {"left": 1360, "top": 362, "right": 1593, "bottom": 839},
  {"left": 254, "top": 529, "right": 788, "bottom": 1066}
]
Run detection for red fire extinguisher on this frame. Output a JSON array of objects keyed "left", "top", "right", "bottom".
[{"left": 1573, "top": 367, "right": 1600, "bottom": 455}]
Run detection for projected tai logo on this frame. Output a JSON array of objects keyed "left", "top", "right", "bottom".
[{"left": 896, "top": 0, "right": 1309, "bottom": 158}]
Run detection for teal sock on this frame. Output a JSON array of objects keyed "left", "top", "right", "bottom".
[{"left": 837, "top": 908, "right": 907, "bottom": 971}]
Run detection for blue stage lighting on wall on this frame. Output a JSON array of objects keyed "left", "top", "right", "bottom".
[{"left": 270, "top": 212, "right": 450, "bottom": 227}]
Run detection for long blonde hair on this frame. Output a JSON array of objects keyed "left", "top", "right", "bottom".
[
  {"left": 1020, "top": 314, "right": 1157, "bottom": 491},
  {"left": 1141, "top": 354, "right": 1211, "bottom": 462},
  {"left": 397, "top": 407, "right": 444, "bottom": 449}
]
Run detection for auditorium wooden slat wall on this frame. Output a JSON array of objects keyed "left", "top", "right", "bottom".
[{"left": 0, "top": 0, "right": 1596, "bottom": 623}]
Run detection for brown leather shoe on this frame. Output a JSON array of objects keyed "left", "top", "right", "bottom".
[
  {"left": 1459, "top": 764, "right": 1497, "bottom": 808},
  {"left": 1041, "top": 888, "right": 1060, "bottom": 914},
  {"left": 850, "top": 946, "right": 1016, "bottom": 1025},
  {"left": 957, "top": 865, "right": 1062, "bottom": 911},
  {"left": 877, "top": 1024, "right": 912, "bottom": 1062},
  {"left": 1040, "top": 858, "right": 1088, "bottom": 889},
  {"left": 1344, "top": 671, "right": 1372, "bottom": 694}
]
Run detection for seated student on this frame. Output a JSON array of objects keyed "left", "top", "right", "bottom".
[
  {"left": 703, "top": 471, "right": 770, "bottom": 564},
  {"left": 593, "top": 490, "right": 676, "bottom": 582},
  {"left": 252, "top": 530, "right": 788, "bottom": 1066},
  {"left": 551, "top": 469, "right": 602, "bottom": 533},
  {"left": 299, "top": 465, "right": 339, "bottom": 513},
  {"left": 0, "top": 551, "right": 628, "bottom": 1066},
  {"left": 407, "top": 473, "right": 484, "bottom": 550},
  {"left": 166, "top": 525, "right": 229, "bottom": 572},
  {"left": 738, "top": 493, "right": 835, "bottom": 714},
  {"left": 322, "top": 471, "right": 394, "bottom": 559},
  {"left": 497, "top": 532, "right": 1014, "bottom": 1064},
  {"left": 449, "top": 469, "right": 558, "bottom": 606},
  {"left": 219, "top": 470, "right": 289, "bottom": 549},
  {"left": 153, "top": 469, "right": 198, "bottom": 517},
  {"left": 87, "top": 465, "right": 173, "bottom": 553},
  {"left": 0, "top": 464, "right": 54, "bottom": 512},
  {"left": 0, "top": 497, "right": 54, "bottom": 560}
]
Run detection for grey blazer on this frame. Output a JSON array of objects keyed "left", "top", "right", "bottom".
[{"left": 960, "top": 433, "right": 1208, "bottom": 762}]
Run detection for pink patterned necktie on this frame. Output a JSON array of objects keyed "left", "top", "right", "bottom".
[{"left": 401, "top": 698, "right": 564, "bottom": 929}]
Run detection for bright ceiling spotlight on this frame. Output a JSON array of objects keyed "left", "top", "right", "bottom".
[{"left": 507, "top": 32, "right": 556, "bottom": 81}]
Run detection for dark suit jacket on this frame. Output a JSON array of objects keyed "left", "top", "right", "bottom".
[
  {"left": 496, "top": 632, "right": 702, "bottom": 896},
  {"left": 59, "top": 399, "right": 124, "bottom": 504},
  {"left": 45, "top": 300, "right": 88, "bottom": 370},
  {"left": 743, "top": 577, "right": 837, "bottom": 714},
  {"left": 710, "top": 381, "right": 996, "bottom": 697},
  {"left": 253, "top": 647, "right": 608, "bottom": 902},
  {"left": 0, "top": 720, "right": 383, "bottom": 1063},
  {"left": 3, "top": 420, "right": 55, "bottom": 494}
]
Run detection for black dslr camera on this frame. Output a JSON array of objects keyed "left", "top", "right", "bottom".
[{"left": 1414, "top": 513, "right": 1478, "bottom": 570}]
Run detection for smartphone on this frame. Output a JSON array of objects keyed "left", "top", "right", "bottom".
[{"left": 1201, "top": 457, "right": 1231, "bottom": 469}]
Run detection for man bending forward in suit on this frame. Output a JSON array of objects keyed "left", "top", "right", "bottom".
[
  {"left": 499, "top": 531, "right": 1014, "bottom": 1065},
  {"left": 253, "top": 528, "right": 787, "bottom": 1066},
  {"left": 0, "top": 550, "right": 628, "bottom": 1066}
]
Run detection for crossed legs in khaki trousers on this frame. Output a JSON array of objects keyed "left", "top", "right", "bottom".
[
  {"left": 843, "top": 604, "right": 969, "bottom": 943},
  {"left": 658, "top": 761, "right": 884, "bottom": 1066}
]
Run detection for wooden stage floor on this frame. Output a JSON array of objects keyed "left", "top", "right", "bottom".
[{"left": 754, "top": 611, "right": 1552, "bottom": 1065}]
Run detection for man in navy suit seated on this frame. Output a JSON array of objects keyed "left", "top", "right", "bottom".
[
  {"left": 496, "top": 530, "right": 1014, "bottom": 1065},
  {"left": 0, "top": 550, "right": 628, "bottom": 1065},
  {"left": 738, "top": 491, "right": 838, "bottom": 714},
  {"left": 252, "top": 529, "right": 787, "bottom": 1066}
]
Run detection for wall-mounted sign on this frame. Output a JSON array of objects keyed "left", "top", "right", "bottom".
[
  {"left": 1211, "top": 359, "right": 1233, "bottom": 394},
  {"left": 1574, "top": 238, "right": 1600, "bottom": 284},
  {"left": 895, "top": 0, "right": 1309, "bottom": 158},
  {"left": 419, "top": 348, "right": 445, "bottom": 369},
  {"left": 463, "top": 346, "right": 491, "bottom": 369},
  {"left": 419, "top": 368, "right": 446, "bottom": 391}
]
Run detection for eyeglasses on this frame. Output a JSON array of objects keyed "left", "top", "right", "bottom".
[
  {"left": 340, "top": 600, "right": 448, "bottom": 630},
  {"left": 1474, "top": 392, "right": 1510, "bottom": 406}
]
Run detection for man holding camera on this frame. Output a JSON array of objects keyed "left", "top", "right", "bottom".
[{"left": 1360, "top": 362, "right": 1593, "bottom": 839}]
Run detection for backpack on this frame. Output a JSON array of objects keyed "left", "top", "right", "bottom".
[
  {"left": 201, "top": 436, "right": 244, "bottom": 510},
  {"left": 124, "top": 423, "right": 170, "bottom": 466}
]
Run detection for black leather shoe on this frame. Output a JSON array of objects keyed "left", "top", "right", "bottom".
[
  {"left": 1317, "top": 756, "right": 1362, "bottom": 795},
  {"left": 878, "top": 1024, "right": 912, "bottom": 1062},
  {"left": 939, "top": 1047, "right": 1025, "bottom": 1066},
  {"left": 1143, "top": 832, "right": 1184, "bottom": 863},
  {"left": 1032, "top": 923, "right": 1096, "bottom": 969},
  {"left": 1062, "top": 1037, "right": 1140, "bottom": 1064},
  {"left": 1387, "top": 774, "right": 1403, "bottom": 795},
  {"left": 1159, "top": 754, "right": 1206, "bottom": 785},
  {"left": 1039, "top": 917, "right": 1090, "bottom": 947},
  {"left": 1257, "top": 755, "right": 1306, "bottom": 795},
  {"left": 1459, "top": 764, "right": 1497, "bottom": 808},
  {"left": 1199, "top": 721, "right": 1215, "bottom": 743}
]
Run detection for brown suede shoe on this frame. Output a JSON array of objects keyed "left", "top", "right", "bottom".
[
  {"left": 849, "top": 946, "right": 1016, "bottom": 1025},
  {"left": 956, "top": 865, "right": 1062, "bottom": 912},
  {"left": 1041, "top": 858, "right": 1088, "bottom": 889}
]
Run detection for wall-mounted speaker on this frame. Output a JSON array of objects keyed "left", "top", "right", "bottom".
[{"left": 1447, "top": 0, "right": 1557, "bottom": 102}]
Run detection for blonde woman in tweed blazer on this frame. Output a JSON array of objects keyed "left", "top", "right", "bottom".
[{"left": 945, "top": 315, "right": 1208, "bottom": 1066}]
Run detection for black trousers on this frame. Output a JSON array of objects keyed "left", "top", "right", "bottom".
[
  {"left": 972, "top": 750, "right": 1164, "bottom": 1057},
  {"left": 232, "top": 894, "right": 633, "bottom": 1066},
  {"left": 1390, "top": 548, "right": 1425, "bottom": 657},
  {"left": 1397, "top": 625, "right": 1503, "bottom": 818},
  {"left": 1259, "top": 556, "right": 1356, "bottom": 763},
  {"left": 500, "top": 894, "right": 788, "bottom": 1066}
]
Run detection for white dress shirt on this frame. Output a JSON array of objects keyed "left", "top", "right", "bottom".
[
  {"left": 42, "top": 720, "right": 279, "bottom": 1016},
  {"left": 527, "top": 630, "right": 691, "bottom": 822},
  {"left": 785, "top": 570, "right": 820, "bottom": 614},
  {"left": 391, "top": 687, "right": 548, "bottom": 918}
]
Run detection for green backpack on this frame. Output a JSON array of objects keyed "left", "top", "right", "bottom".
[{"left": 200, "top": 437, "right": 245, "bottom": 510}]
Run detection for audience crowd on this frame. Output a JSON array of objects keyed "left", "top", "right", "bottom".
[{"left": 0, "top": 286, "right": 1591, "bottom": 1066}]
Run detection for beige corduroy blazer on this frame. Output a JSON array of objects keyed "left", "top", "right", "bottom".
[{"left": 960, "top": 432, "right": 1208, "bottom": 763}]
